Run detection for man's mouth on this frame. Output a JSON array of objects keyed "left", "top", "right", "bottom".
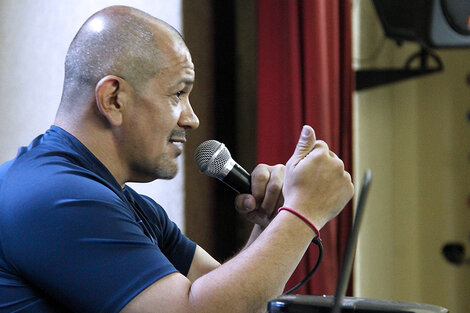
[
  {"left": 168, "top": 129, "right": 187, "bottom": 153},
  {"left": 169, "top": 130, "right": 187, "bottom": 146},
  {"left": 169, "top": 139, "right": 185, "bottom": 149},
  {"left": 169, "top": 138, "right": 186, "bottom": 152}
]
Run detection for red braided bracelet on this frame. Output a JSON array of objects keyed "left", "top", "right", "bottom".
[{"left": 278, "top": 206, "right": 320, "bottom": 239}]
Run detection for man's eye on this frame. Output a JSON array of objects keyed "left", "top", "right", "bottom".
[{"left": 175, "top": 91, "right": 184, "bottom": 99}]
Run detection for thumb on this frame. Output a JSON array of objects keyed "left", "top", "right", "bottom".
[{"left": 289, "top": 125, "right": 316, "bottom": 166}]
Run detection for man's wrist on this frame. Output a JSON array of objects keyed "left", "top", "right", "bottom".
[
  {"left": 278, "top": 207, "right": 320, "bottom": 239},
  {"left": 275, "top": 209, "right": 318, "bottom": 239}
]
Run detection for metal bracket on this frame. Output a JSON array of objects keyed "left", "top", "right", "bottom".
[{"left": 355, "top": 48, "right": 444, "bottom": 91}]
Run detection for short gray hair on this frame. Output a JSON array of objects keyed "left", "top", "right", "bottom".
[{"left": 61, "top": 6, "right": 178, "bottom": 102}]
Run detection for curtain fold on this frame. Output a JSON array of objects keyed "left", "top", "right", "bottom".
[{"left": 256, "top": 0, "right": 353, "bottom": 295}]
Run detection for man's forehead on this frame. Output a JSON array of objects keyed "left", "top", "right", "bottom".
[
  {"left": 154, "top": 32, "right": 193, "bottom": 68},
  {"left": 152, "top": 56, "right": 194, "bottom": 89},
  {"left": 147, "top": 21, "right": 195, "bottom": 79},
  {"left": 151, "top": 20, "right": 186, "bottom": 51},
  {"left": 159, "top": 46, "right": 194, "bottom": 74}
]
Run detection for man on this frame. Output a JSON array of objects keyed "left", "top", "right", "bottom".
[{"left": 0, "top": 5, "right": 354, "bottom": 313}]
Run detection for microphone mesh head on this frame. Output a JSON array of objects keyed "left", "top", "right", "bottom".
[{"left": 194, "top": 140, "right": 231, "bottom": 177}]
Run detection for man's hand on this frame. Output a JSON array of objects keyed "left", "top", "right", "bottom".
[
  {"left": 234, "top": 164, "right": 285, "bottom": 229},
  {"left": 283, "top": 125, "right": 354, "bottom": 230}
]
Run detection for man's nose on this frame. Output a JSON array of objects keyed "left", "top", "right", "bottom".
[{"left": 179, "top": 100, "right": 199, "bottom": 130}]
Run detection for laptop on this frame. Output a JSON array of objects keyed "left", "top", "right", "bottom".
[{"left": 267, "top": 170, "right": 449, "bottom": 313}]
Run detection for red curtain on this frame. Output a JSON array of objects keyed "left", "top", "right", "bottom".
[{"left": 256, "top": 0, "right": 353, "bottom": 295}]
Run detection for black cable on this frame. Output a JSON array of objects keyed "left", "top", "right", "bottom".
[{"left": 283, "top": 237, "right": 324, "bottom": 295}]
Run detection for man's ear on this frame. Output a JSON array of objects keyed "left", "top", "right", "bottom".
[{"left": 95, "top": 75, "right": 130, "bottom": 126}]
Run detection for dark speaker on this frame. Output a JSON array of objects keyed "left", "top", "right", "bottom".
[{"left": 373, "top": 0, "right": 470, "bottom": 48}]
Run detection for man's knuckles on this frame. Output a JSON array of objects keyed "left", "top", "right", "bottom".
[{"left": 251, "top": 164, "right": 271, "bottom": 184}]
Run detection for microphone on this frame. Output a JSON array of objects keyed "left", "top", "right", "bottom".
[{"left": 194, "top": 140, "right": 251, "bottom": 194}]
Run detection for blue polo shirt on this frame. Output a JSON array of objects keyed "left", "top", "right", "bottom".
[{"left": 0, "top": 126, "right": 196, "bottom": 313}]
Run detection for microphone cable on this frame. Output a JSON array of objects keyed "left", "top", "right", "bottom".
[{"left": 283, "top": 236, "right": 323, "bottom": 294}]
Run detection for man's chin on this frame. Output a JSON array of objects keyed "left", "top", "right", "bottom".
[
  {"left": 129, "top": 163, "right": 178, "bottom": 182},
  {"left": 154, "top": 163, "right": 178, "bottom": 180},
  {"left": 156, "top": 171, "right": 177, "bottom": 180}
]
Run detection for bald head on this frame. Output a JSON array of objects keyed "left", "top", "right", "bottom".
[{"left": 59, "top": 6, "right": 184, "bottom": 110}]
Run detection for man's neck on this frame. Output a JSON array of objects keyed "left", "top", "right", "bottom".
[{"left": 54, "top": 114, "right": 129, "bottom": 187}]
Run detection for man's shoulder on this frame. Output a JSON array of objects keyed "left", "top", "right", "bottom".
[
  {"left": 0, "top": 145, "right": 124, "bottom": 217},
  {"left": 0, "top": 133, "right": 44, "bottom": 188},
  {"left": 126, "top": 188, "right": 167, "bottom": 218}
]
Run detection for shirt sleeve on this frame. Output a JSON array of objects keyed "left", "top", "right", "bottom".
[
  {"left": 1, "top": 166, "right": 183, "bottom": 313},
  {"left": 139, "top": 194, "right": 196, "bottom": 275}
]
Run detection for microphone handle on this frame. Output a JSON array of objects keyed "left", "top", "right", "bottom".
[{"left": 222, "top": 162, "right": 252, "bottom": 194}]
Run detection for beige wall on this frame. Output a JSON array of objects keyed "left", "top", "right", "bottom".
[
  {"left": 0, "top": 0, "right": 186, "bottom": 229},
  {"left": 353, "top": 1, "right": 470, "bottom": 312}
]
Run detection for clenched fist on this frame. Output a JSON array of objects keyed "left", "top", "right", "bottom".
[{"left": 282, "top": 125, "right": 354, "bottom": 230}]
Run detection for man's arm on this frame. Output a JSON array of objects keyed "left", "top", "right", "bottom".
[
  {"left": 186, "top": 245, "right": 220, "bottom": 282},
  {"left": 120, "top": 125, "right": 354, "bottom": 313}
]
